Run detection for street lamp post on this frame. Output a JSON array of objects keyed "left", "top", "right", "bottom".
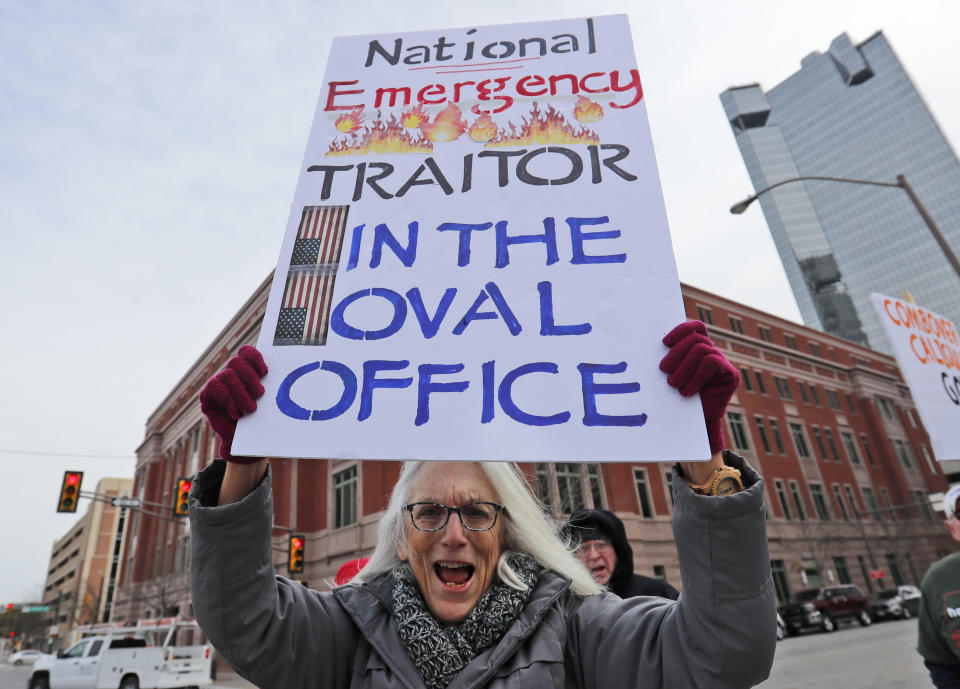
[{"left": 730, "top": 174, "right": 960, "bottom": 282}]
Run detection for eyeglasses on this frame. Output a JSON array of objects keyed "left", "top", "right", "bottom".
[
  {"left": 576, "top": 540, "right": 613, "bottom": 557},
  {"left": 404, "top": 502, "right": 505, "bottom": 532}
]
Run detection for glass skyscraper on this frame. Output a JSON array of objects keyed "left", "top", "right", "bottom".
[{"left": 721, "top": 31, "right": 960, "bottom": 352}]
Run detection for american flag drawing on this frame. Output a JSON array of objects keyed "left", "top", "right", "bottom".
[{"left": 273, "top": 205, "right": 349, "bottom": 346}]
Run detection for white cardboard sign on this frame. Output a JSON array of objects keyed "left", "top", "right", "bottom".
[
  {"left": 871, "top": 293, "right": 960, "bottom": 461},
  {"left": 232, "top": 15, "right": 710, "bottom": 462}
]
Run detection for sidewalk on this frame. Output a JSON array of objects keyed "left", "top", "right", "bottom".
[{"left": 212, "top": 672, "right": 258, "bottom": 688}]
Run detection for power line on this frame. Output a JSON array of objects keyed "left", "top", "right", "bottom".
[{"left": 0, "top": 448, "right": 134, "bottom": 460}]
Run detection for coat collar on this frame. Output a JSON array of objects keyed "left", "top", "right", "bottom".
[{"left": 334, "top": 569, "right": 573, "bottom": 689}]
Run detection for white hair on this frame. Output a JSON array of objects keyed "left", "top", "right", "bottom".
[{"left": 350, "top": 461, "right": 602, "bottom": 597}]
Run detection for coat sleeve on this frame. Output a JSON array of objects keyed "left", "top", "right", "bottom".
[
  {"left": 565, "top": 451, "right": 776, "bottom": 689},
  {"left": 188, "top": 460, "right": 360, "bottom": 689}
]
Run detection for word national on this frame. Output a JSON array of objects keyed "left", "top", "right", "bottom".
[{"left": 363, "top": 19, "right": 597, "bottom": 67}]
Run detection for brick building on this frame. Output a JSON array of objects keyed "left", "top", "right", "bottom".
[
  {"left": 43, "top": 477, "right": 132, "bottom": 647},
  {"left": 111, "top": 275, "right": 955, "bottom": 623}
]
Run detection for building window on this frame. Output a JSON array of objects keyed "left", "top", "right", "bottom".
[
  {"left": 653, "top": 564, "right": 668, "bottom": 581},
  {"left": 877, "top": 397, "right": 895, "bottom": 420},
  {"left": 774, "top": 480, "right": 791, "bottom": 520},
  {"left": 824, "top": 428, "right": 840, "bottom": 462},
  {"left": 809, "top": 385, "right": 821, "bottom": 406},
  {"left": 810, "top": 484, "right": 831, "bottom": 520},
  {"left": 862, "top": 487, "right": 878, "bottom": 518},
  {"left": 726, "top": 412, "right": 750, "bottom": 451},
  {"left": 885, "top": 553, "right": 904, "bottom": 587},
  {"left": 844, "top": 485, "right": 859, "bottom": 518},
  {"left": 784, "top": 334, "right": 798, "bottom": 350},
  {"left": 537, "top": 464, "right": 605, "bottom": 514},
  {"left": 824, "top": 389, "right": 842, "bottom": 410},
  {"left": 789, "top": 423, "right": 811, "bottom": 458},
  {"left": 697, "top": 306, "right": 713, "bottom": 325},
  {"left": 771, "top": 559, "right": 791, "bottom": 603},
  {"left": 333, "top": 465, "right": 358, "bottom": 528},
  {"left": 758, "top": 325, "right": 772, "bottom": 342},
  {"left": 755, "top": 371, "right": 767, "bottom": 395},
  {"left": 892, "top": 439, "right": 914, "bottom": 469},
  {"left": 809, "top": 342, "right": 822, "bottom": 357},
  {"left": 797, "top": 381, "right": 810, "bottom": 404},
  {"left": 556, "top": 463, "right": 586, "bottom": 513},
  {"left": 861, "top": 434, "right": 876, "bottom": 466},
  {"left": 774, "top": 376, "right": 793, "bottom": 400},
  {"left": 914, "top": 490, "right": 933, "bottom": 521},
  {"left": 841, "top": 432, "right": 861, "bottom": 464},
  {"left": 769, "top": 419, "right": 785, "bottom": 454},
  {"left": 906, "top": 409, "right": 919, "bottom": 428},
  {"left": 633, "top": 468, "right": 654, "bottom": 519},
  {"left": 812, "top": 426, "right": 827, "bottom": 461},
  {"left": 665, "top": 470, "right": 675, "bottom": 508},
  {"left": 833, "top": 556, "right": 852, "bottom": 585},
  {"left": 845, "top": 394, "right": 857, "bottom": 414},
  {"left": 740, "top": 368, "right": 753, "bottom": 392},
  {"left": 587, "top": 465, "right": 605, "bottom": 510},
  {"left": 755, "top": 417, "right": 772, "bottom": 454},
  {"left": 729, "top": 316, "right": 744, "bottom": 334},
  {"left": 880, "top": 487, "right": 896, "bottom": 522},
  {"left": 789, "top": 481, "right": 806, "bottom": 520},
  {"left": 833, "top": 485, "right": 849, "bottom": 521},
  {"left": 921, "top": 446, "right": 937, "bottom": 474}
]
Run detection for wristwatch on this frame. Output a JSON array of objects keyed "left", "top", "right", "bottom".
[{"left": 683, "top": 466, "right": 744, "bottom": 496}]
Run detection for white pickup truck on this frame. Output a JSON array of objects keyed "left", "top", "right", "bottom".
[{"left": 29, "top": 618, "right": 213, "bottom": 689}]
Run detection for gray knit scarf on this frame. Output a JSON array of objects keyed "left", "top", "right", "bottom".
[{"left": 392, "top": 553, "right": 540, "bottom": 689}]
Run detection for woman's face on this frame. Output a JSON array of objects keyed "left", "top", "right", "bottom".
[{"left": 399, "top": 461, "right": 505, "bottom": 624}]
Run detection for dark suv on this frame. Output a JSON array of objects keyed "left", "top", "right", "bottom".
[{"left": 779, "top": 585, "right": 873, "bottom": 635}]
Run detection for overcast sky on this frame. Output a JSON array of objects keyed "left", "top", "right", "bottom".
[{"left": 3, "top": 0, "right": 960, "bottom": 605}]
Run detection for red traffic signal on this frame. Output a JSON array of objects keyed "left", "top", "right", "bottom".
[
  {"left": 173, "top": 478, "right": 192, "bottom": 517},
  {"left": 288, "top": 535, "right": 305, "bottom": 574},
  {"left": 57, "top": 471, "right": 84, "bottom": 513}
]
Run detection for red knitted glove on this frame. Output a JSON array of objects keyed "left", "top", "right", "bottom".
[
  {"left": 660, "top": 321, "right": 741, "bottom": 454},
  {"left": 199, "top": 345, "right": 268, "bottom": 463}
]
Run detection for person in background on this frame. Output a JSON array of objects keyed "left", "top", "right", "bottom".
[
  {"left": 567, "top": 509, "right": 680, "bottom": 600},
  {"left": 918, "top": 483, "right": 960, "bottom": 689}
]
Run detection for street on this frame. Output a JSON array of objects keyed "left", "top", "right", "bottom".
[
  {"left": 0, "top": 663, "right": 258, "bottom": 689},
  {"left": 0, "top": 618, "right": 932, "bottom": 689},
  {"left": 759, "top": 617, "right": 930, "bottom": 689}
]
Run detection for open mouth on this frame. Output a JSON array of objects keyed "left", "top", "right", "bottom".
[{"left": 434, "top": 561, "right": 475, "bottom": 589}]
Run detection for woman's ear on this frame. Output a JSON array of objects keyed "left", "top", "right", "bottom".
[{"left": 397, "top": 543, "right": 408, "bottom": 562}]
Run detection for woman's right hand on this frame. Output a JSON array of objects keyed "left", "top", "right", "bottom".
[{"left": 199, "top": 345, "right": 268, "bottom": 463}]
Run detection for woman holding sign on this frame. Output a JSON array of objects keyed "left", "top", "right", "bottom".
[{"left": 190, "top": 321, "right": 775, "bottom": 689}]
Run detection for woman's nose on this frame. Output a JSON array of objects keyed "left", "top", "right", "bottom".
[{"left": 439, "top": 512, "right": 469, "bottom": 546}]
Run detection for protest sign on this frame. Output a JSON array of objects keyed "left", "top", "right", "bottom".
[
  {"left": 872, "top": 293, "right": 960, "bottom": 461},
  {"left": 232, "top": 15, "right": 710, "bottom": 462}
]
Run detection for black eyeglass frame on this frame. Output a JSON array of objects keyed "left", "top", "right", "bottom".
[{"left": 403, "top": 501, "right": 506, "bottom": 532}]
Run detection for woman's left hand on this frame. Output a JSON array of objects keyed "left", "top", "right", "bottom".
[{"left": 660, "top": 320, "right": 741, "bottom": 484}]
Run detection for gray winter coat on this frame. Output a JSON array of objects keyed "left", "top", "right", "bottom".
[{"left": 189, "top": 452, "right": 775, "bottom": 689}]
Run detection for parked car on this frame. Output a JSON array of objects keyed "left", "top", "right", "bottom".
[
  {"left": 897, "top": 584, "right": 922, "bottom": 616},
  {"left": 8, "top": 649, "right": 46, "bottom": 665},
  {"left": 29, "top": 618, "right": 212, "bottom": 689},
  {"left": 871, "top": 584, "right": 922, "bottom": 620},
  {"left": 779, "top": 584, "right": 873, "bottom": 635}
]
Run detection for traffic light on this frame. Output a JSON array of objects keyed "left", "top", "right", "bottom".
[
  {"left": 174, "top": 478, "right": 192, "bottom": 517},
  {"left": 288, "top": 535, "right": 305, "bottom": 574},
  {"left": 57, "top": 471, "right": 83, "bottom": 513}
]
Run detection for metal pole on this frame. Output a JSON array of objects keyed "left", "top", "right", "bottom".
[
  {"left": 897, "top": 174, "right": 960, "bottom": 282},
  {"left": 853, "top": 507, "right": 879, "bottom": 572}
]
